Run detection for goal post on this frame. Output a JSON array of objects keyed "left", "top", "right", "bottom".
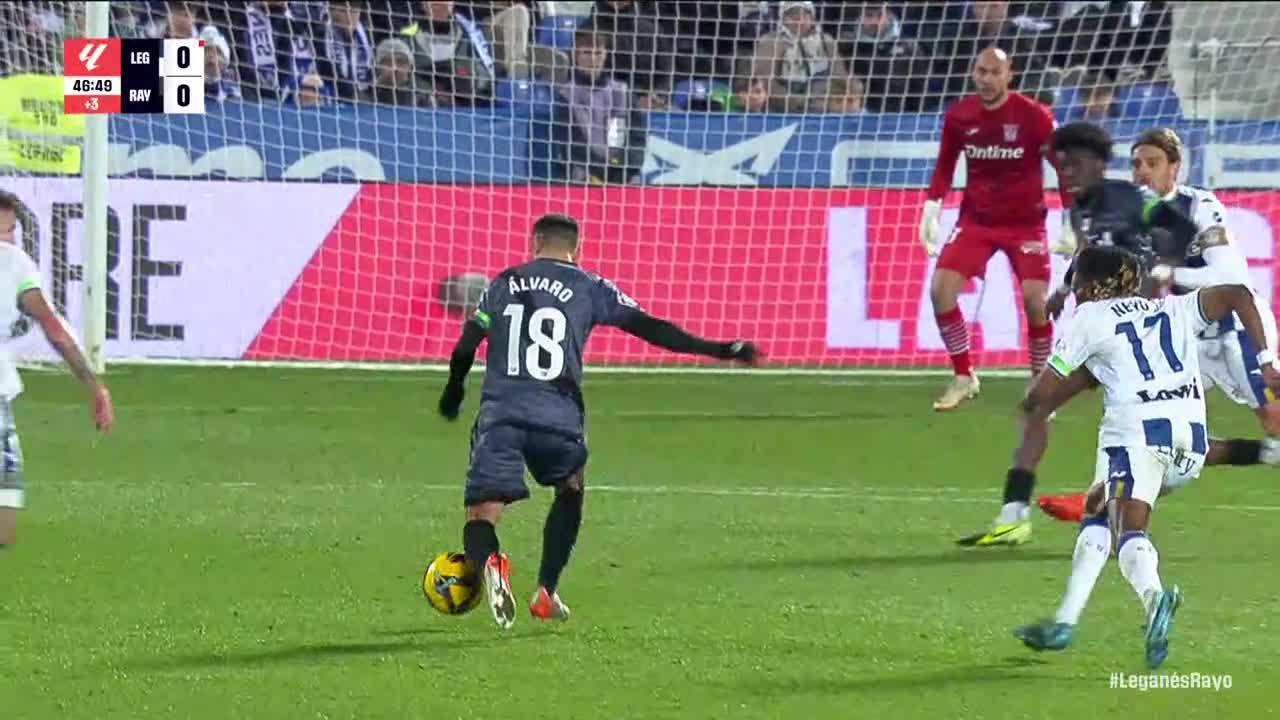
[
  {"left": 81, "top": 0, "right": 109, "bottom": 374},
  {"left": 3, "top": 1, "right": 1280, "bottom": 375}
]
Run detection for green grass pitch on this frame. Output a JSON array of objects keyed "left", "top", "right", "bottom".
[{"left": 3, "top": 366, "right": 1277, "bottom": 718}]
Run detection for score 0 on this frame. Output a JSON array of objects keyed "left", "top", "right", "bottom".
[{"left": 162, "top": 38, "right": 205, "bottom": 114}]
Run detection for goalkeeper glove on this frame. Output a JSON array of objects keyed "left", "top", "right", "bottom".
[
  {"left": 1050, "top": 216, "right": 1077, "bottom": 256},
  {"left": 919, "top": 199, "right": 943, "bottom": 257},
  {"left": 438, "top": 381, "right": 465, "bottom": 421}
]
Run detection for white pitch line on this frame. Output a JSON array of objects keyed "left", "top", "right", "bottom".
[
  {"left": 48, "top": 480, "right": 1280, "bottom": 512},
  {"left": 15, "top": 403, "right": 907, "bottom": 420},
  {"left": 109, "top": 358, "right": 1034, "bottom": 379},
  {"left": 260, "top": 375, "right": 945, "bottom": 387}
]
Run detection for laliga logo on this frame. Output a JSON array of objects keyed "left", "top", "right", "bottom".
[
  {"left": 642, "top": 124, "right": 798, "bottom": 186},
  {"left": 79, "top": 42, "right": 109, "bottom": 71}
]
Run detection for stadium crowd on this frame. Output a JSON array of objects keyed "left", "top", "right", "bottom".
[{"left": 1, "top": 1, "right": 1179, "bottom": 182}]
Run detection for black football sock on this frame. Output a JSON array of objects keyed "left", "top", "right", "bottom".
[
  {"left": 463, "top": 519, "right": 500, "bottom": 574},
  {"left": 537, "top": 489, "right": 584, "bottom": 594},
  {"left": 1219, "top": 439, "right": 1262, "bottom": 466},
  {"left": 1003, "top": 468, "right": 1036, "bottom": 505}
]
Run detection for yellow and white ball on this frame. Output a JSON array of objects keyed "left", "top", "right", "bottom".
[{"left": 423, "top": 552, "right": 481, "bottom": 615}]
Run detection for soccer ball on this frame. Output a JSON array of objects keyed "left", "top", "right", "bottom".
[
  {"left": 436, "top": 272, "right": 489, "bottom": 316},
  {"left": 423, "top": 551, "right": 481, "bottom": 615}
]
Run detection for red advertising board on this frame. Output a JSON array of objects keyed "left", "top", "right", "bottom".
[
  {"left": 8, "top": 179, "right": 1274, "bottom": 365},
  {"left": 246, "top": 186, "right": 1280, "bottom": 367}
]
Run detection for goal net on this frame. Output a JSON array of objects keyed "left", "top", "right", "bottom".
[{"left": 3, "top": 1, "right": 1279, "bottom": 372}]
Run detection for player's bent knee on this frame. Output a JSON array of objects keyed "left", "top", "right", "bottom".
[
  {"left": 929, "top": 269, "right": 966, "bottom": 311},
  {"left": 464, "top": 500, "right": 505, "bottom": 524},
  {"left": 559, "top": 470, "right": 585, "bottom": 495},
  {"left": 1022, "top": 295, "right": 1048, "bottom": 324}
]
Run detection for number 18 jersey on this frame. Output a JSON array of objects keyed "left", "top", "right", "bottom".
[
  {"left": 468, "top": 258, "right": 645, "bottom": 436},
  {"left": 1048, "top": 292, "right": 1211, "bottom": 451}
]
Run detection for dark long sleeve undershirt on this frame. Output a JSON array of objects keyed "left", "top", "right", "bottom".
[{"left": 618, "top": 312, "right": 733, "bottom": 358}]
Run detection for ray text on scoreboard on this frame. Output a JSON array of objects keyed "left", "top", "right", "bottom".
[{"left": 64, "top": 39, "right": 205, "bottom": 115}]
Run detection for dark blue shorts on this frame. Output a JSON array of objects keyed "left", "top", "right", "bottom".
[{"left": 465, "top": 422, "right": 588, "bottom": 506}]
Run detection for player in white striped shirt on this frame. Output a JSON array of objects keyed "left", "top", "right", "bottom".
[
  {"left": 1138, "top": 129, "right": 1280, "bottom": 464},
  {"left": 0, "top": 191, "right": 114, "bottom": 547},
  {"left": 1007, "top": 246, "right": 1280, "bottom": 668},
  {"left": 1038, "top": 128, "right": 1280, "bottom": 522}
]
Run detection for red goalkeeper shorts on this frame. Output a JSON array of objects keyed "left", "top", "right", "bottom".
[{"left": 936, "top": 224, "right": 1050, "bottom": 283}]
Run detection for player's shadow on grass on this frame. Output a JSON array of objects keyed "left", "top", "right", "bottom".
[
  {"left": 130, "top": 632, "right": 547, "bottom": 672},
  {"left": 720, "top": 657, "right": 1056, "bottom": 695}
]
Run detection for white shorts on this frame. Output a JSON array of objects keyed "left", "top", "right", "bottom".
[
  {"left": 1199, "top": 312, "right": 1278, "bottom": 411},
  {"left": 0, "top": 400, "right": 23, "bottom": 508},
  {"left": 1090, "top": 444, "right": 1205, "bottom": 508}
]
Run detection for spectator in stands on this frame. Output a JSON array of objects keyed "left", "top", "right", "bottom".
[
  {"left": 1114, "top": 1, "right": 1172, "bottom": 80},
  {"left": 109, "top": 1, "right": 146, "bottom": 38},
  {"left": 399, "top": 0, "right": 495, "bottom": 107},
  {"left": 147, "top": 0, "right": 197, "bottom": 39},
  {"left": 201, "top": 25, "right": 241, "bottom": 102},
  {"left": 931, "top": 0, "right": 1055, "bottom": 101},
  {"left": 320, "top": 0, "right": 374, "bottom": 102},
  {"left": 735, "top": 1, "right": 776, "bottom": 53},
  {"left": 825, "top": 75, "right": 865, "bottom": 114},
  {"left": 365, "top": 37, "right": 432, "bottom": 108},
  {"left": 1055, "top": 1, "right": 1171, "bottom": 80},
  {"left": 0, "top": 1, "right": 73, "bottom": 75},
  {"left": 488, "top": 1, "right": 533, "bottom": 80},
  {"left": 584, "top": 0, "right": 672, "bottom": 109},
  {"left": 748, "top": 0, "right": 848, "bottom": 113},
  {"left": 668, "top": 1, "right": 739, "bottom": 81},
  {"left": 359, "top": 1, "right": 416, "bottom": 44},
  {"left": 292, "top": 71, "right": 332, "bottom": 107},
  {"left": 727, "top": 77, "right": 771, "bottom": 112},
  {"left": 1078, "top": 73, "right": 1117, "bottom": 121},
  {"left": 234, "top": 0, "right": 327, "bottom": 104},
  {"left": 558, "top": 27, "right": 646, "bottom": 184},
  {"left": 837, "top": 1, "right": 933, "bottom": 112}
]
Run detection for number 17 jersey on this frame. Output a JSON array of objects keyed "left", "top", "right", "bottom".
[
  {"left": 1047, "top": 292, "right": 1212, "bottom": 451},
  {"left": 468, "top": 257, "right": 646, "bottom": 437}
]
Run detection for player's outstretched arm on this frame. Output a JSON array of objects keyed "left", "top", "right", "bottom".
[
  {"left": 1048, "top": 237, "right": 1089, "bottom": 320},
  {"left": 439, "top": 321, "right": 486, "bottom": 421},
  {"left": 1012, "top": 366, "right": 1096, "bottom": 473},
  {"left": 1197, "top": 285, "right": 1280, "bottom": 388},
  {"left": 617, "top": 313, "right": 759, "bottom": 364},
  {"left": 20, "top": 290, "right": 113, "bottom": 433},
  {"left": 1156, "top": 229, "right": 1244, "bottom": 289}
]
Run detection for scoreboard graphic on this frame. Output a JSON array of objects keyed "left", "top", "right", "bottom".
[{"left": 64, "top": 38, "right": 204, "bottom": 115}]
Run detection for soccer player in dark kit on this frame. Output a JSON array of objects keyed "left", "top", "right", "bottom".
[
  {"left": 957, "top": 121, "right": 1201, "bottom": 548},
  {"left": 438, "top": 213, "right": 759, "bottom": 629},
  {"left": 1044, "top": 122, "right": 1198, "bottom": 320}
]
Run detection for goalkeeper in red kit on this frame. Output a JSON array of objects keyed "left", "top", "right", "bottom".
[{"left": 920, "top": 48, "right": 1075, "bottom": 411}]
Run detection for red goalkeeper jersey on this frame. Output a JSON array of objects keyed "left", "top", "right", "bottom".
[{"left": 927, "top": 91, "right": 1068, "bottom": 229}]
